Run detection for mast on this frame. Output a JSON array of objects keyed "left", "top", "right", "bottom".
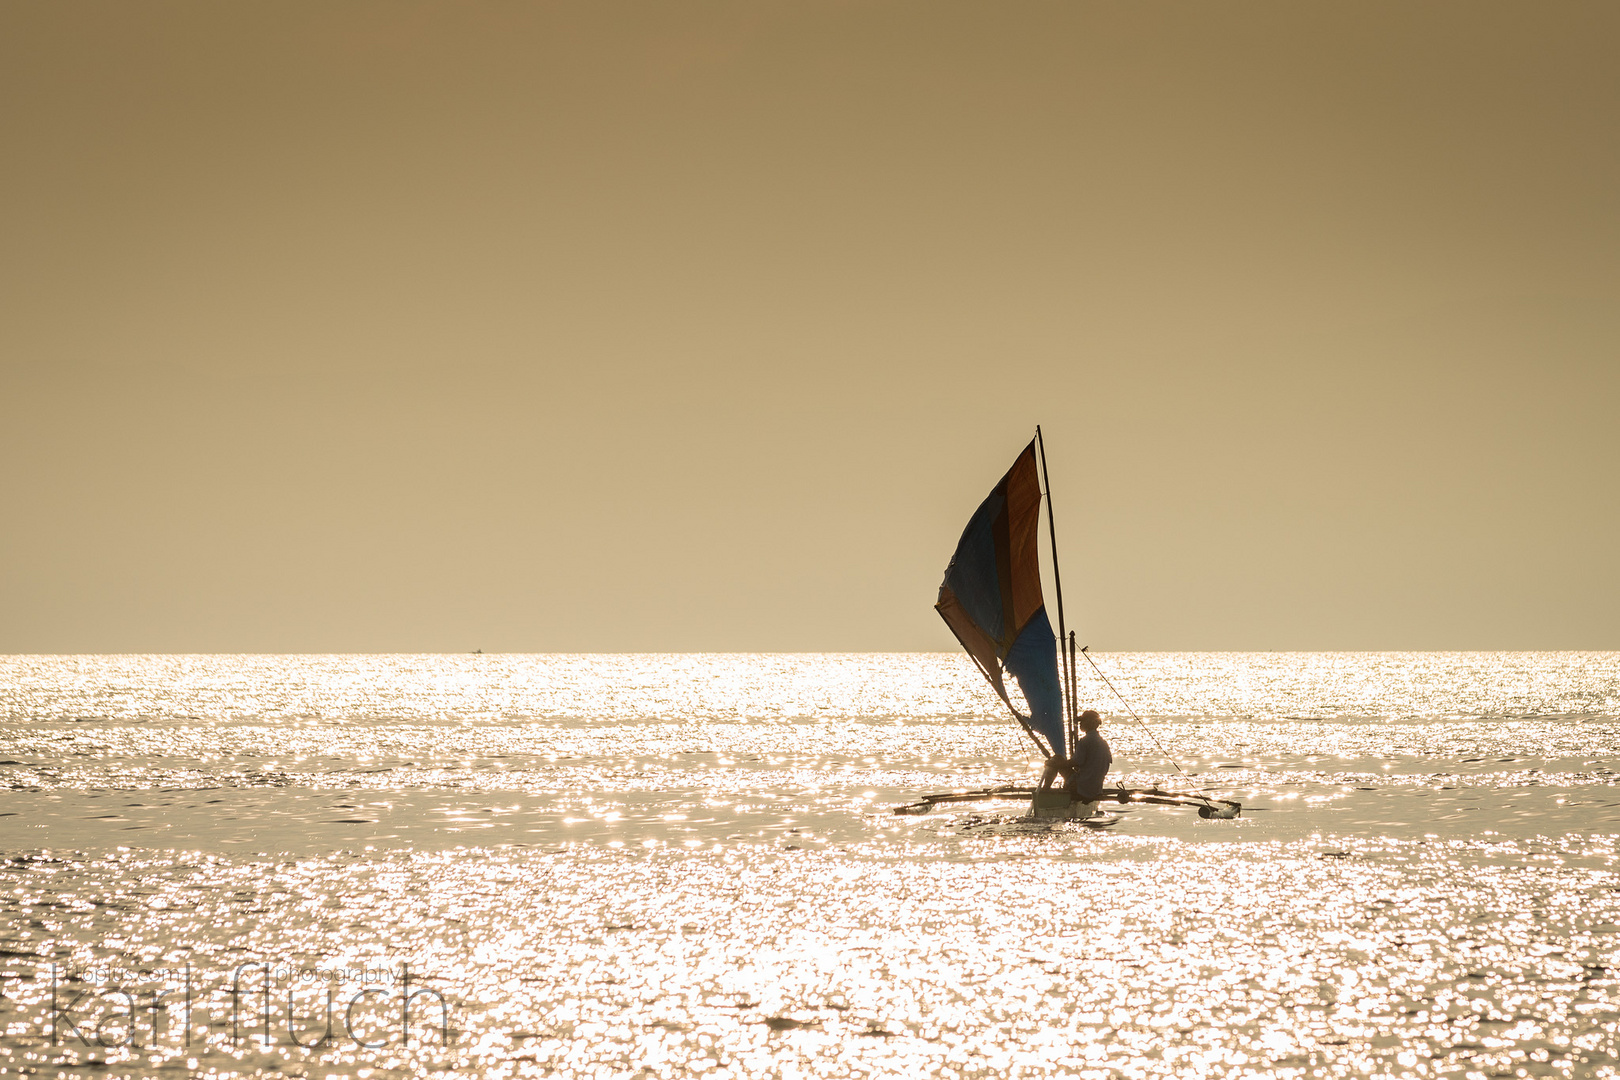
[
  {"left": 1034, "top": 424, "right": 1074, "bottom": 757},
  {"left": 1062, "top": 625, "right": 1075, "bottom": 751}
]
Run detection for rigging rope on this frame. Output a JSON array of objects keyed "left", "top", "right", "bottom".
[{"left": 1078, "top": 646, "right": 1218, "bottom": 811}]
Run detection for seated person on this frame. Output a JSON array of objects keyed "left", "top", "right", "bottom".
[
  {"left": 1070, "top": 710, "right": 1113, "bottom": 800},
  {"left": 1038, "top": 709, "right": 1113, "bottom": 800}
]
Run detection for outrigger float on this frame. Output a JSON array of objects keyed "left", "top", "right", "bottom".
[{"left": 904, "top": 427, "right": 1240, "bottom": 825}]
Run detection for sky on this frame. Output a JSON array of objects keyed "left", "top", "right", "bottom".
[{"left": 2, "top": 1, "right": 1616, "bottom": 654}]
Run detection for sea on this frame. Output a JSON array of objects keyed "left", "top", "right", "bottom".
[{"left": 1, "top": 651, "right": 1618, "bottom": 1079}]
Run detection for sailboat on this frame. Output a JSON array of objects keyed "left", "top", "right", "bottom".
[{"left": 895, "top": 427, "right": 1240, "bottom": 823}]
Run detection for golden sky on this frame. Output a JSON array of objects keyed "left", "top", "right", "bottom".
[{"left": 2, "top": 2, "right": 1616, "bottom": 652}]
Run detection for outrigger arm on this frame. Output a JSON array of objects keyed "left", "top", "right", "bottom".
[{"left": 893, "top": 785, "right": 1242, "bottom": 819}]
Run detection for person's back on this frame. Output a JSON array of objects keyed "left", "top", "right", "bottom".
[{"left": 1070, "top": 710, "right": 1113, "bottom": 799}]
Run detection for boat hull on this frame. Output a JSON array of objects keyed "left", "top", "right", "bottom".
[{"left": 1029, "top": 790, "right": 1103, "bottom": 821}]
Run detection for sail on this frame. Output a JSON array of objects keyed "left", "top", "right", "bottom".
[{"left": 935, "top": 441, "right": 1067, "bottom": 758}]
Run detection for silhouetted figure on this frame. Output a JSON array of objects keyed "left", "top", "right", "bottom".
[
  {"left": 1069, "top": 710, "right": 1113, "bottom": 800},
  {"left": 1037, "top": 709, "right": 1113, "bottom": 801}
]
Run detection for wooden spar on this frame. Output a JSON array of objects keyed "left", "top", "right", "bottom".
[
  {"left": 936, "top": 613, "right": 1055, "bottom": 760},
  {"left": 1064, "top": 634, "right": 1075, "bottom": 749},
  {"left": 1062, "top": 628, "right": 1075, "bottom": 731},
  {"left": 1034, "top": 425, "right": 1074, "bottom": 756}
]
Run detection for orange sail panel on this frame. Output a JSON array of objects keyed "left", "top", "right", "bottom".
[{"left": 935, "top": 441, "right": 1067, "bottom": 758}]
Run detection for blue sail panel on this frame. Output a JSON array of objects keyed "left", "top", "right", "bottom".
[
  {"left": 1003, "top": 605, "right": 1066, "bottom": 758},
  {"left": 940, "top": 490, "right": 1007, "bottom": 644}
]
